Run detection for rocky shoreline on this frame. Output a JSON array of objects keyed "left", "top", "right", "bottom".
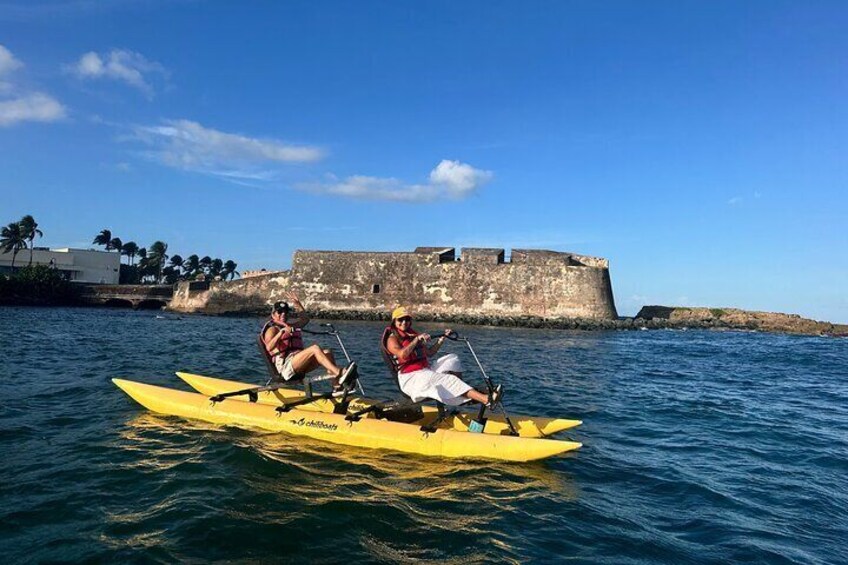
[
  {"left": 634, "top": 306, "right": 848, "bottom": 337},
  {"left": 224, "top": 306, "right": 846, "bottom": 337},
  {"left": 5, "top": 297, "right": 840, "bottom": 336}
]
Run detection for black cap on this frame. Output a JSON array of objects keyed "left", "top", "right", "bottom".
[{"left": 273, "top": 301, "right": 290, "bottom": 314}]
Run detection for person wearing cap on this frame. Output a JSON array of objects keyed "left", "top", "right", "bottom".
[
  {"left": 384, "top": 306, "right": 501, "bottom": 406},
  {"left": 262, "top": 291, "right": 357, "bottom": 389}
]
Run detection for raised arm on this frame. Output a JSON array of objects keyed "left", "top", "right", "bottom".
[{"left": 286, "top": 291, "right": 310, "bottom": 328}]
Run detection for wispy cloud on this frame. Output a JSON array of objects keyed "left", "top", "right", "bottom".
[
  {"left": 0, "top": 44, "right": 23, "bottom": 76},
  {"left": 67, "top": 49, "right": 167, "bottom": 98},
  {"left": 0, "top": 44, "right": 66, "bottom": 127},
  {"left": 0, "top": 92, "right": 66, "bottom": 126},
  {"left": 298, "top": 160, "right": 493, "bottom": 202},
  {"left": 728, "top": 191, "right": 763, "bottom": 206},
  {"left": 128, "top": 118, "right": 326, "bottom": 181}
]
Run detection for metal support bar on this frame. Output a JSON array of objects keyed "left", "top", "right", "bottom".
[{"left": 420, "top": 403, "right": 450, "bottom": 433}]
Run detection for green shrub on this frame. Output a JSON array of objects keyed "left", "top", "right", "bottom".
[
  {"left": 120, "top": 264, "right": 141, "bottom": 284},
  {"left": 710, "top": 308, "right": 726, "bottom": 318},
  {"left": 0, "top": 265, "right": 79, "bottom": 304}
]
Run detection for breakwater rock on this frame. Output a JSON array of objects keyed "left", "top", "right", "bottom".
[
  {"left": 636, "top": 306, "right": 848, "bottom": 337},
  {"left": 210, "top": 307, "right": 843, "bottom": 336}
]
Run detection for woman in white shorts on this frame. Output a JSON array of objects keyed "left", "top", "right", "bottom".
[{"left": 384, "top": 307, "right": 501, "bottom": 407}]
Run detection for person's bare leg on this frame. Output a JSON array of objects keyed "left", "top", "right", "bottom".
[
  {"left": 323, "top": 349, "right": 336, "bottom": 364},
  {"left": 464, "top": 389, "right": 488, "bottom": 404},
  {"left": 290, "top": 345, "right": 343, "bottom": 379},
  {"left": 322, "top": 348, "right": 343, "bottom": 386}
]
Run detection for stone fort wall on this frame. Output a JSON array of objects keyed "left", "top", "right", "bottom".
[{"left": 170, "top": 247, "right": 618, "bottom": 320}]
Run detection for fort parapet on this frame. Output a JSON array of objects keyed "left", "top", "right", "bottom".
[{"left": 170, "top": 246, "right": 618, "bottom": 321}]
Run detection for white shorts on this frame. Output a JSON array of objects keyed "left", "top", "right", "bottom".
[
  {"left": 398, "top": 354, "right": 472, "bottom": 406},
  {"left": 273, "top": 354, "right": 298, "bottom": 381}
]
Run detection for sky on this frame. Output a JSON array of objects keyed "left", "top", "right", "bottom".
[{"left": 1, "top": 1, "right": 846, "bottom": 322}]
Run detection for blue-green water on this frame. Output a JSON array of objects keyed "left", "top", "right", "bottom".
[{"left": 1, "top": 306, "right": 846, "bottom": 564}]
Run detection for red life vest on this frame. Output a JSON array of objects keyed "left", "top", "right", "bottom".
[
  {"left": 392, "top": 327, "right": 429, "bottom": 373},
  {"left": 262, "top": 320, "right": 304, "bottom": 359}
]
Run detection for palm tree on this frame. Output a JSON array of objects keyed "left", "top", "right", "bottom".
[
  {"left": 162, "top": 265, "right": 179, "bottom": 285},
  {"left": 209, "top": 258, "right": 224, "bottom": 279},
  {"left": 147, "top": 241, "right": 169, "bottom": 283},
  {"left": 110, "top": 237, "right": 123, "bottom": 254},
  {"left": 93, "top": 229, "right": 112, "bottom": 251},
  {"left": 121, "top": 241, "right": 139, "bottom": 265},
  {"left": 169, "top": 254, "right": 184, "bottom": 271},
  {"left": 223, "top": 260, "right": 239, "bottom": 280},
  {"left": 1, "top": 222, "right": 28, "bottom": 268},
  {"left": 19, "top": 215, "right": 43, "bottom": 266},
  {"left": 199, "top": 255, "right": 212, "bottom": 276},
  {"left": 183, "top": 254, "right": 200, "bottom": 278}
]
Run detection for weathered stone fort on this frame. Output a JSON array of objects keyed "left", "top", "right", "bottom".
[{"left": 170, "top": 247, "right": 618, "bottom": 322}]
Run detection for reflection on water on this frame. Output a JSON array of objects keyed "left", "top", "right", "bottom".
[
  {"left": 108, "top": 410, "right": 577, "bottom": 563},
  {"left": 117, "top": 412, "right": 577, "bottom": 501}
]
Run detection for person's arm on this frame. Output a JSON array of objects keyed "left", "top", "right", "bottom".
[
  {"left": 387, "top": 333, "right": 430, "bottom": 361},
  {"left": 425, "top": 329, "right": 451, "bottom": 356},
  {"left": 286, "top": 291, "right": 310, "bottom": 328}
]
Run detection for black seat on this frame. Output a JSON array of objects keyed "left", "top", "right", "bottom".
[
  {"left": 379, "top": 327, "right": 406, "bottom": 391},
  {"left": 257, "top": 332, "right": 317, "bottom": 396},
  {"left": 258, "top": 335, "right": 282, "bottom": 383}
]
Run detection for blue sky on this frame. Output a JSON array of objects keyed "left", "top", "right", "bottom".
[{"left": 1, "top": 1, "right": 846, "bottom": 322}]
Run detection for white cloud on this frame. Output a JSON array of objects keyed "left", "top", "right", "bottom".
[
  {"left": 429, "top": 159, "right": 494, "bottom": 197},
  {"left": 728, "top": 196, "right": 742, "bottom": 205},
  {"left": 0, "top": 44, "right": 23, "bottom": 76},
  {"left": 299, "top": 160, "right": 493, "bottom": 202},
  {"left": 129, "top": 118, "right": 325, "bottom": 180},
  {"left": 68, "top": 49, "right": 166, "bottom": 98},
  {"left": 0, "top": 44, "right": 66, "bottom": 127},
  {"left": 0, "top": 92, "right": 66, "bottom": 126}
]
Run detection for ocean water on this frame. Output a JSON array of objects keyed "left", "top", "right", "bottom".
[{"left": 1, "top": 306, "right": 846, "bottom": 564}]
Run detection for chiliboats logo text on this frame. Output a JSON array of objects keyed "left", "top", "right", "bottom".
[{"left": 289, "top": 417, "right": 338, "bottom": 432}]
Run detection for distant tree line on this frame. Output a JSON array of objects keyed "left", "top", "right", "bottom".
[
  {"left": 91, "top": 229, "right": 239, "bottom": 285},
  {"left": 1, "top": 216, "right": 240, "bottom": 287}
]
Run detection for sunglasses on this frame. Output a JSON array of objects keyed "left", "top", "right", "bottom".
[{"left": 397, "top": 317, "right": 412, "bottom": 323}]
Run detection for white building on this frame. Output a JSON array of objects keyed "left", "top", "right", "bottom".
[{"left": 0, "top": 247, "right": 121, "bottom": 284}]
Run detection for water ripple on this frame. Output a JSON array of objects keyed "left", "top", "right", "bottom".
[{"left": 0, "top": 307, "right": 846, "bottom": 563}]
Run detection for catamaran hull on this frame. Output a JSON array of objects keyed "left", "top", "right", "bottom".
[
  {"left": 113, "top": 379, "right": 581, "bottom": 462},
  {"left": 175, "top": 372, "right": 582, "bottom": 438}
]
